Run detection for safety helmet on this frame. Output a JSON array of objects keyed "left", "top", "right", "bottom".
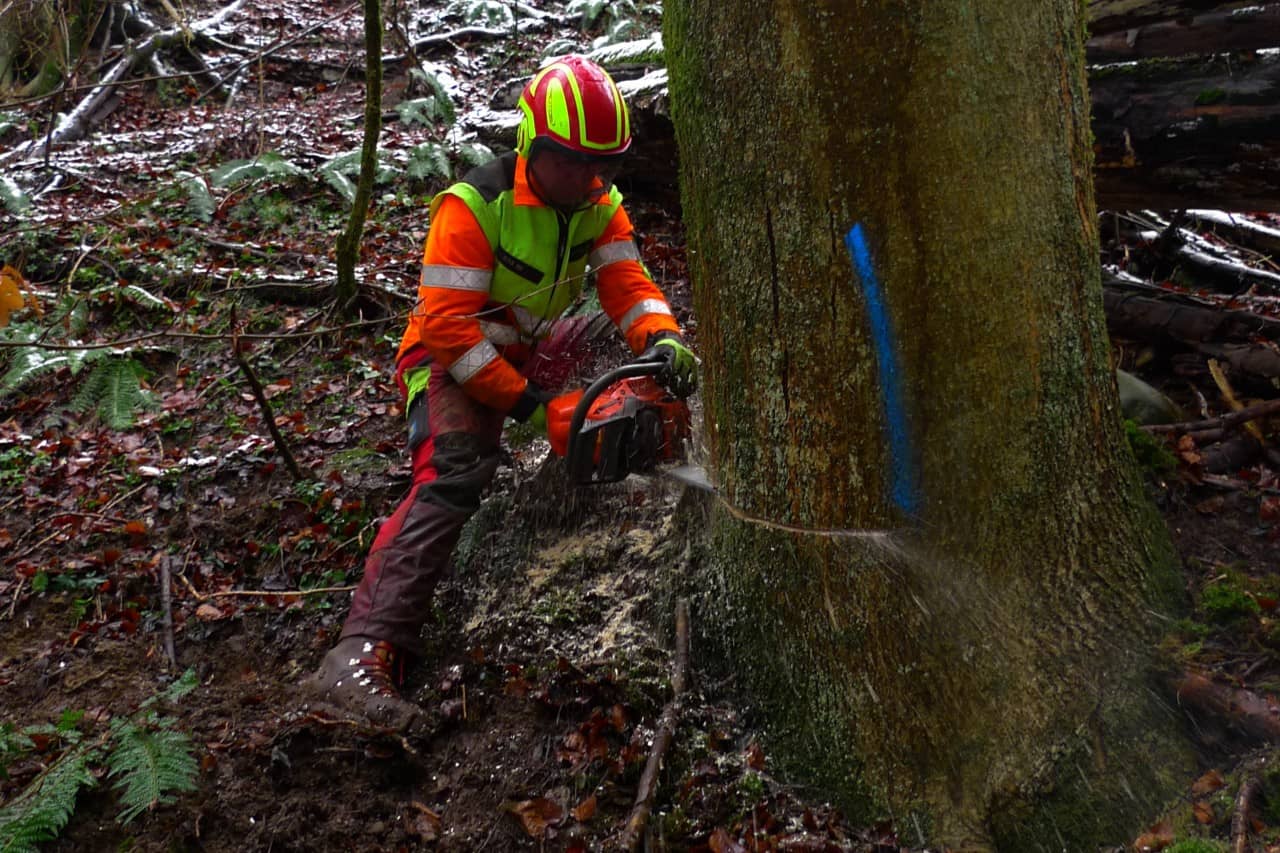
[{"left": 515, "top": 55, "right": 632, "bottom": 160}]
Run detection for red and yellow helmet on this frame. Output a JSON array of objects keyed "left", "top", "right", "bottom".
[{"left": 515, "top": 55, "right": 631, "bottom": 160}]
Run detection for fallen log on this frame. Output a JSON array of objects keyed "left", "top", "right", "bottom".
[
  {"left": 1102, "top": 284, "right": 1280, "bottom": 347},
  {"left": 1090, "top": 50, "right": 1280, "bottom": 211},
  {"left": 1087, "top": 3, "right": 1280, "bottom": 62},
  {"left": 1172, "top": 671, "right": 1280, "bottom": 743},
  {"left": 1183, "top": 210, "right": 1280, "bottom": 261},
  {"left": 1087, "top": 0, "right": 1262, "bottom": 36}
]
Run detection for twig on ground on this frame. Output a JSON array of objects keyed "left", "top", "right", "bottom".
[
  {"left": 7, "top": 576, "right": 25, "bottom": 620},
  {"left": 1144, "top": 398, "right": 1280, "bottom": 436},
  {"left": 619, "top": 597, "right": 690, "bottom": 852},
  {"left": 1233, "top": 772, "right": 1261, "bottom": 853},
  {"left": 160, "top": 556, "right": 178, "bottom": 669},
  {"left": 232, "top": 315, "right": 307, "bottom": 482},
  {"left": 174, "top": 572, "right": 355, "bottom": 602}
]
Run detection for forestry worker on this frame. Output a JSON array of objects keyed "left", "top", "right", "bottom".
[{"left": 306, "top": 54, "right": 697, "bottom": 729}]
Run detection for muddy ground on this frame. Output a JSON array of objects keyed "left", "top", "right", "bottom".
[{"left": 3, "top": 1, "right": 1280, "bottom": 851}]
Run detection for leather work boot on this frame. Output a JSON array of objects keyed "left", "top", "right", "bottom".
[{"left": 306, "top": 636, "right": 423, "bottom": 732}]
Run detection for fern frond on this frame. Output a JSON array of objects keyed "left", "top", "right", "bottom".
[
  {"left": 0, "top": 750, "right": 96, "bottom": 853},
  {"left": 320, "top": 168, "right": 356, "bottom": 203},
  {"left": 209, "top": 152, "right": 304, "bottom": 188},
  {"left": 454, "top": 141, "right": 493, "bottom": 170},
  {"left": 143, "top": 669, "right": 199, "bottom": 709},
  {"left": 177, "top": 173, "right": 215, "bottom": 222},
  {"left": 566, "top": 0, "right": 608, "bottom": 27},
  {"left": 406, "top": 142, "right": 452, "bottom": 181},
  {"left": 106, "top": 724, "right": 197, "bottom": 824},
  {"left": 0, "top": 348, "right": 74, "bottom": 397},
  {"left": 445, "top": 0, "right": 512, "bottom": 28},
  {"left": 0, "top": 175, "right": 30, "bottom": 215},
  {"left": 68, "top": 357, "right": 154, "bottom": 430},
  {"left": 408, "top": 68, "right": 457, "bottom": 127},
  {"left": 318, "top": 150, "right": 396, "bottom": 202}
]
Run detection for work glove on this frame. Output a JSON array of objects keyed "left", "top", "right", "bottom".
[
  {"left": 642, "top": 332, "right": 698, "bottom": 399},
  {"left": 527, "top": 403, "right": 548, "bottom": 436},
  {"left": 511, "top": 381, "right": 553, "bottom": 436}
]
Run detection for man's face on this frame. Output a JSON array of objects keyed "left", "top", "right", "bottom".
[{"left": 528, "top": 147, "right": 621, "bottom": 211}]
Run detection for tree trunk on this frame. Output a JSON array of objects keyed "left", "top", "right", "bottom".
[
  {"left": 665, "top": 1, "right": 1194, "bottom": 849},
  {"left": 334, "top": 0, "right": 383, "bottom": 309}
]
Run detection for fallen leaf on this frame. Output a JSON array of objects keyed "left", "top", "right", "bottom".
[
  {"left": 1190, "top": 768, "right": 1225, "bottom": 797},
  {"left": 503, "top": 797, "right": 563, "bottom": 838},
  {"left": 1133, "top": 820, "right": 1174, "bottom": 852},
  {"left": 709, "top": 828, "right": 748, "bottom": 853},
  {"left": 0, "top": 265, "right": 27, "bottom": 327},
  {"left": 1193, "top": 800, "right": 1215, "bottom": 824},
  {"left": 1262, "top": 497, "right": 1280, "bottom": 523},
  {"left": 572, "top": 794, "right": 596, "bottom": 823},
  {"left": 405, "top": 802, "right": 442, "bottom": 841},
  {"left": 745, "top": 740, "right": 766, "bottom": 770},
  {"left": 195, "top": 603, "right": 227, "bottom": 621}
]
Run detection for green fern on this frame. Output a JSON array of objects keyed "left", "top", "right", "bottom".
[
  {"left": 177, "top": 173, "right": 216, "bottom": 222},
  {"left": 0, "top": 175, "right": 30, "bottom": 215},
  {"left": 445, "top": 0, "right": 513, "bottom": 28},
  {"left": 454, "top": 141, "right": 493, "bottom": 170},
  {"left": 318, "top": 149, "right": 397, "bottom": 202},
  {"left": 0, "top": 726, "right": 35, "bottom": 782},
  {"left": 68, "top": 357, "right": 154, "bottom": 430},
  {"left": 0, "top": 750, "right": 95, "bottom": 853},
  {"left": 106, "top": 724, "right": 198, "bottom": 823},
  {"left": 0, "top": 329, "right": 105, "bottom": 399},
  {"left": 0, "top": 670, "right": 199, "bottom": 848},
  {"left": 210, "top": 152, "right": 304, "bottom": 188},
  {"left": 408, "top": 68, "right": 457, "bottom": 127},
  {"left": 406, "top": 142, "right": 452, "bottom": 181}
]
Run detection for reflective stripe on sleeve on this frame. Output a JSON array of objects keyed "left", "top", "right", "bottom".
[
  {"left": 421, "top": 264, "right": 492, "bottom": 293},
  {"left": 448, "top": 340, "right": 499, "bottom": 385},
  {"left": 588, "top": 240, "right": 641, "bottom": 270},
  {"left": 619, "top": 299, "right": 673, "bottom": 333}
]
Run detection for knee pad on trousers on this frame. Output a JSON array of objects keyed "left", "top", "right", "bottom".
[{"left": 421, "top": 432, "right": 500, "bottom": 514}]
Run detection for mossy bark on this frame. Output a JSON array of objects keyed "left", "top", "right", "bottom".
[{"left": 664, "top": 0, "right": 1194, "bottom": 848}]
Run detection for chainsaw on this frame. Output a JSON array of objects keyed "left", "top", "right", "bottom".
[{"left": 544, "top": 356, "right": 692, "bottom": 485}]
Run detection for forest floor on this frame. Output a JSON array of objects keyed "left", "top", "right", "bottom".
[{"left": 3, "top": 1, "right": 1280, "bottom": 851}]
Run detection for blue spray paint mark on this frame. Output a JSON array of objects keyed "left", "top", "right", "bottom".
[{"left": 844, "top": 223, "right": 920, "bottom": 517}]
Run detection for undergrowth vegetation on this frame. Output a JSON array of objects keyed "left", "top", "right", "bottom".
[{"left": 0, "top": 671, "right": 199, "bottom": 852}]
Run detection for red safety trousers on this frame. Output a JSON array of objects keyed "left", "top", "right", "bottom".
[{"left": 339, "top": 313, "right": 610, "bottom": 654}]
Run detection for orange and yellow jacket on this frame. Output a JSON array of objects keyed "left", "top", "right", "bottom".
[{"left": 397, "top": 151, "right": 680, "bottom": 419}]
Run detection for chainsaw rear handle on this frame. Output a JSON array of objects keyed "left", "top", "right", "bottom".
[{"left": 566, "top": 356, "right": 666, "bottom": 468}]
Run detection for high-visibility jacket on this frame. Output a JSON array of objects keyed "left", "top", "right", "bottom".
[{"left": 397, "top": 151, "right": 681, "bottom": 418}]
